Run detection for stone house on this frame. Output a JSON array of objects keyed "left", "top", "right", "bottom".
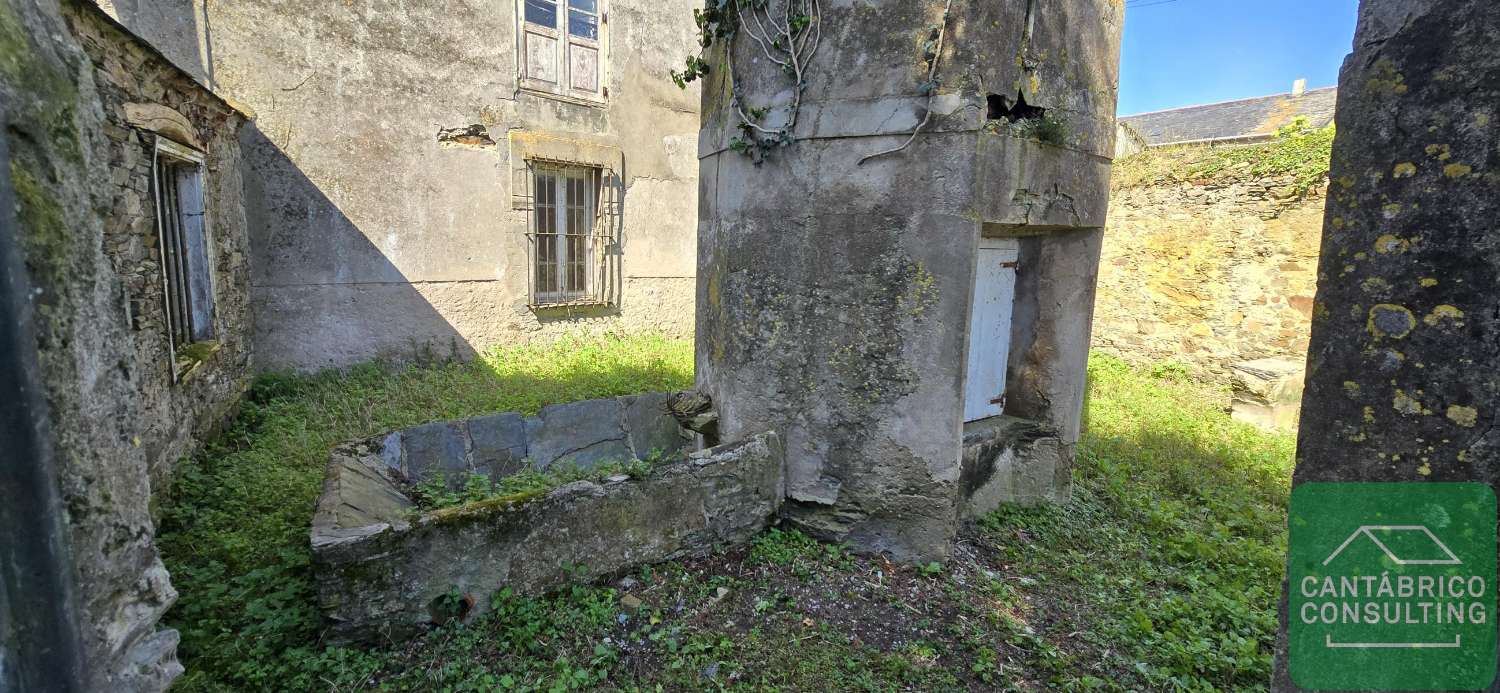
[
  {"left": 1120, "top": 80, "right": 1337, "bottom": 148},
  {"left": 103, "top": 0, "right": 705, "bottom": 371},
  {"left": 3, "top": 0, "right": 701, "bottom": 689},
  {"left": 3, "top": 0, "right": 252, "bottom": 688}
]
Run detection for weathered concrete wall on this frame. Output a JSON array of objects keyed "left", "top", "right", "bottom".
[
  {"left": 1273, "top": 0, "right": 1500, "bottom": 689},
  {"left": 2, "top": 1, "right": 250, "bottom": 689},
  {"left": 91, "top": 0, "right": 207, "bottom": 83},
  {"left": 183, "top": 0, "right": 702, "bottom": 371},
  {"left": 312, "top": 430, "right": 785, "bottom": 644},
  {"left": 1094, "top": 172, "right": 1323, "bottom": 378},
  {"left": 697, "top": 0, "right": 1121, "bottom": 562}
]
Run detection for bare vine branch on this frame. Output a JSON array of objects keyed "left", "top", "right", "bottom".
[{"left": 857, "top": 0, "right": 955, "bottom": 166}]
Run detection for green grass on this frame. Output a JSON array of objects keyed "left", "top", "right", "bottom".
[
  {"left": 159, "top": 341, "right": 1295, "bottom": 691},
  {"left": 157, "top": 333, "right": 694, "bottom": 690},
  {"left": 977, "top": 354, "right": 1295, "bottom": 690},
  {"left": 1114, "top": 118, "right": 1334, "bottom": 195}
]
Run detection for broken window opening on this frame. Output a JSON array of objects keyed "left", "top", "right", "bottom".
[{"left": 151, "top": 137, "right": 216, "bottom": 380}]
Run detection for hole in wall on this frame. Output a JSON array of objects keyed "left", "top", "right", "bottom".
[
  {"left": 987, "top": 92, "right": 1046, "bottom": 123},
  {"left": 427, "top": 590, "right": 476, "bottom": 626}
]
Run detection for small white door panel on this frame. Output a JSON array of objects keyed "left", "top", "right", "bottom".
[{"left": 963, "top": 238, "right": 1019, "bottom": 422}]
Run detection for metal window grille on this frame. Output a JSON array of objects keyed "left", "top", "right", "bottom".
[
  {"left": 152, "top": 138, "right": 213, "bottom": 373},
  {"left": 518, "top": 158, "right": 619, "bottom": 307}
]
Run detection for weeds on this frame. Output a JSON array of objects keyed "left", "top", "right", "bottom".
[
  {"left": 161, "top": 344, "right": 1294, "bottom": 691},
  {"left": 1115, "top": 117, "right": 1334, "bottom": 195}
]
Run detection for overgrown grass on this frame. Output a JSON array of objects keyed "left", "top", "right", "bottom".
[
  {"left": 157, "top": 333, "right": 694, "bottom": 690},
  {"left": 1114, "top": 118, "right": 1334, "bottom": 195},
  {"left": 160, "top": 342, "right": 1295, "bottom": 691},
  {"left": 979, "top": 354, "right": 1295, "bottom": 690}
]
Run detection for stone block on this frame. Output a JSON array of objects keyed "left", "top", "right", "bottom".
[
  {"left": 959, "top": 416, "right": 1071, "bottom": 518},
  {"left": 467, "top": 412, "right": 527, "bottom": 480},
  {"left": 524, "top": 398, "right": 631, "bottom": 471},
  {"left": 1230, "top": 358, "right": 1304, "bottom": 431},
  {"left": 401, "top": 421, "right": 470, "bottom": 486},
  {"left": 622, "top": 392, "right": 691, "bottom": 459},
  {"left": 310, "top": 431, "right": 786, "bottom": 645}
]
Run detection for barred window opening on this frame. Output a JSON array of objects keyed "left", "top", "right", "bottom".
[{"left": 523, "top": 160, "right": 618, "bottom": 307}]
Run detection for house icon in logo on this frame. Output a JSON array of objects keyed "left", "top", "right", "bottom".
[{"left": 1323, "top": 525, "right": 1463, "bottom": 566}]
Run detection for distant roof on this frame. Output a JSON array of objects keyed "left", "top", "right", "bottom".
[{"left": 1120, "top": 86, "right": 1337, "bottom": 147}]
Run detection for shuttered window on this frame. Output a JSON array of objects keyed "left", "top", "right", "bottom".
[
  {"left": 152, "top": 137, "right": 215, "bottom": 378},
  {"left": 519, "top": 0, "right": 605, "bottom": 102}
]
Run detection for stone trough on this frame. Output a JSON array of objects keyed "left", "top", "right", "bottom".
[{"left": 310, "top": 393, "right": 785, "bottom": 644}]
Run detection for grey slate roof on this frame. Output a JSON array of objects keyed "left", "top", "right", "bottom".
[{"left": 1120, "top": 86, "right": 1338, "bottom": 146}]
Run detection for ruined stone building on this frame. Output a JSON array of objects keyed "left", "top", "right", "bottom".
[
  {"left": 102, "top": 0, "right": 703, "bottom": 371},
  {"left": 2, "top": 0, "right": 701, "bottom": 688},
  {"left": 5, "top": 0, "right": 1124, "bottom": 687}
]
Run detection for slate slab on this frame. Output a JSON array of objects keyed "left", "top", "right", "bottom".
[
  {"left": 467, "top": 412, "right": 528, "bottom": 479},
  {"left": 622, "top": 392, "right": 691, "bottom": 459},
  {"left": 401, "top": 421, "right": 470, "bottom": 487},
  {"left": 524, "top": 398, "right": 631, "bottom": 470}
]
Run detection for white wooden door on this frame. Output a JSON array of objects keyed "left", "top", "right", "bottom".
[{"left": 963, "top": 238, "right": 1019, "bottom": 422}]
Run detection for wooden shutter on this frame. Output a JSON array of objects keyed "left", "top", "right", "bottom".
[{"left": 520, "top": 1, "right": 561, "bottom": 89}]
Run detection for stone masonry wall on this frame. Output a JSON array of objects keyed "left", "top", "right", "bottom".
[
  {"left": 2, "top": 0, "right": 251, "bottom": 688},
  {"left": 1093, "top": 171, "right": 1325, "bottom": 378},
  {"left": 63, "top": 2, "right": 253, "bottom": 491},
  {"left": 173, "top": 0, "right": 705, "bottom": 372}
]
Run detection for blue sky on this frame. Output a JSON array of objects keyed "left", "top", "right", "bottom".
[{"left": 1118, "top": 0, "right": 1359, "bottom": 115}]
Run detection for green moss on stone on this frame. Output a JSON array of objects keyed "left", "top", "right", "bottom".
[
  {"left": 423, "top": 489, "right": 548, "bottom": 526},
  {"left": 9, "top": 161, "right": 71, "bottom": 282}
]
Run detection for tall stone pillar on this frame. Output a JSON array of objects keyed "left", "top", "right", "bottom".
[
  {"left": 1275, "top": 0, "right": 1500, "bottom": 689},
  {"left": 695, "top": 0, "right": 1122, "bottom": 561}
]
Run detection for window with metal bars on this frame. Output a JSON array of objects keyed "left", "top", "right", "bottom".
[
  {"left": 521, "top": 159, "right": 618, "bottom": 306},
  {"left": 152, "top": 138, "right": 215, "bottom": 365}
]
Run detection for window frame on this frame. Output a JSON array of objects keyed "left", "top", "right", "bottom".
[
  {"left": 529, "top": 162, "right": 598, "bottom": 305},
  {"left": 516, "top": 0, "right": 608, "bottom": 105},
  {"left": 151, "top": 136, "right": 216, "bottom": 380}
]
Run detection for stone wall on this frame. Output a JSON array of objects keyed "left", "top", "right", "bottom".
[
  {"left": 121, "top": 0, "right": 703, "bottom": 372},
  {"left": 2, "top": 1, "right": 251, "bottom": 689},
  {"left": 312, "top": 429, "right": 785, "bottom": 644},
  {"left": 64, "top": 3, "right": 253, "bottom": 490},
  {"left": 1274, "top": 0, "right": 1500, "bottom": 689},
  {"left": 1093, "top": 171, "right": 1325, "bottom": 378}
]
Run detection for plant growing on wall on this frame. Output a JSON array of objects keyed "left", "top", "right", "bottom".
[{"left": 671, "top": 0, "right": 822, "bottom": 163}]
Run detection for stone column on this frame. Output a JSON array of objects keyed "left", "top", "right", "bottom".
[
  {"left": 695, "top": 0, "right": 1121, "bottom": 562},
  {"left": 1274, "top": 0, "right": 1500, "bottom": 689}
]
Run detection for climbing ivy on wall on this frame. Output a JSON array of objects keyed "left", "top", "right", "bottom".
[
  {"left": 671, "top": 0, "right": 957, "bottom": 165},
  {"left": 672, "top": 0, "right": 823, "bottom": 163}
]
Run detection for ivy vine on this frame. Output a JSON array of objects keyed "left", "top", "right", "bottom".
[
  {"left": 672, "top": 0, "right": 955, "bottom": 165},
  {"left": 672, "top": 0, "right": 823, "bottom": 163}
]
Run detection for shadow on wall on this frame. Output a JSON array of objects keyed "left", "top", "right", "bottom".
[
  {"left": 97, "top": 0, "right": 212, "bottom": 85},
  {"left": 239, "top": 125, "right": 480, "bottom": 371}
]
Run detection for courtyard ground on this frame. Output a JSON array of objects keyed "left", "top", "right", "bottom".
[{"left": 158, "top": 335, "right": 1292, "bottom": 692}]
